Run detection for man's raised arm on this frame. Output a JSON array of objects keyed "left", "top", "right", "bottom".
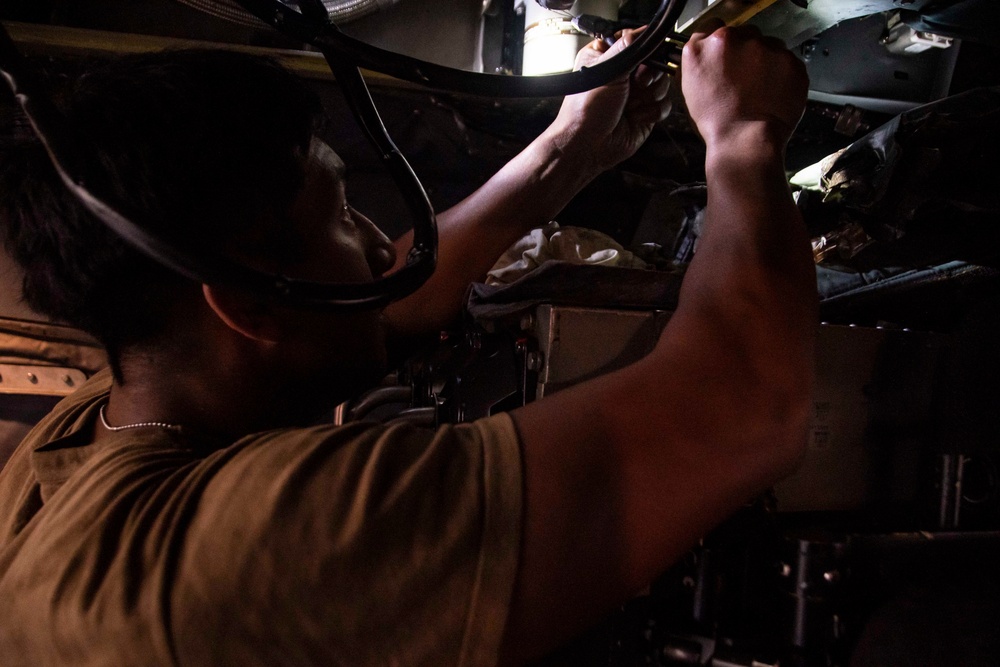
[
  {"left": 501, "top": 25, "right": 817, "bottom": 663},
  {"left": 385, "top": 30, "right": 672, "bottom": 337}
]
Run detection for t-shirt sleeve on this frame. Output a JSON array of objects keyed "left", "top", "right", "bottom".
[{"left": 171, "top": 413, "right": 522, "bottom": 667}]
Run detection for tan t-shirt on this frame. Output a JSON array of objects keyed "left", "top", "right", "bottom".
[{"left": 0, "top": 370, "right": 523, "bottom": 666}]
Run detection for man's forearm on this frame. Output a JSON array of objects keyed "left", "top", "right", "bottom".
[
  {"left": 681, "top": 130, "right": 817, "bottom": 370},
  {"left": 385, "top": 128, "right": 599, "bottom": 337},
  {"left": 655, "top": 129, "right": 817, "bottom": 468}
]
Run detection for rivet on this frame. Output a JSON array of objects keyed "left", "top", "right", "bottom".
[{"left": 27, "top": 372, "right": 38, "bottom": 384}]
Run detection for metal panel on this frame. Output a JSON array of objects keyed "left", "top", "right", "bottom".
[
  {"left": 775, "top": 324, "right": 947, "bottom": 512},
  {"left": 340, "top": 0, "right": 487, "bottom": 71},
  {"left": 749, "top": 0, "right": 938, "bottom": 48},
  {"left": 533, "top": 305, "right": 671, "bottom": 397},
  {"left": 529, "top": 305, "right": 949, "bottom": 513},
  {"left": 800, "top": 11, "right": 961, "bottom": 112}
]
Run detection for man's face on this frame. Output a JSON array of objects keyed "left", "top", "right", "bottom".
[
  {"left": 286, "top": 139, "right": 397, "bottom": 289},
  {"left": 271, "top": 138, "right": 398, "bottom": 412}
]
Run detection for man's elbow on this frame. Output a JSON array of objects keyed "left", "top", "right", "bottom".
[{"left": 751, "top": 364, "right": 814, "bottom": 482}]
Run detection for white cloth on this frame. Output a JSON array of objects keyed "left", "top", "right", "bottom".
[{"left": 486, "top": 222, "right": 652, "bottom": 286}]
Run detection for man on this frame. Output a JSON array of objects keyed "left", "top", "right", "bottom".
[{"left": 0, "top": 23, "right": 814, "bottom": 666}]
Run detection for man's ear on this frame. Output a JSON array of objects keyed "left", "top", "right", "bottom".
[{"left": 202, "top": 284, "right": 283, "bottom": 344}]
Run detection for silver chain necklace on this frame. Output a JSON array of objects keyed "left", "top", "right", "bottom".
[{"left": 99, "top": 403, "right": 183, "bottom": 432}]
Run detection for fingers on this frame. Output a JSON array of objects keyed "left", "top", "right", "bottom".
[
  {"left": 627, "top": 97, "right": 673, "bottom": 127},
  {"left": 587, "top": 38, "right": 608, "bottom": 54},
  {"left": 636, "top": 69, "right": 671, "bottom": 102},
  {"left": 679, "top": 19, "right": 809, "bottom": 148},
  {"left": 687, "top": 17, "right": 725, "bottom": 43},
  {"left": 575, "top": 28, "right": 637, "bottom": 70},
  {"left": 650, "top": 71, "right": 671, "bottom": 102},
  {"left": 724, "top": 24, "right": 788, "bottom": 51},
  {"left": 590, "top": 26, "right": 649, "bottom": 60},
  {"left": 632, "top": 63, "right": 662, "bottom": 88},
  {"left": 685, "top": 21, "right": 788, "bottom": 57},
  {"left": 627, "top": 71, "right": 672, "bottom": 126}
]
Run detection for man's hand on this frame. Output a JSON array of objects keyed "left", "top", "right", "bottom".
[
  {"left": 545, "top": 29, "right": 673, "bottom": 176},
  {"left": 387, "top": 30, "right": 672, "bottom": 337},
  {"left": 681, "top": 23, "right": 808, "bottom": 151}
]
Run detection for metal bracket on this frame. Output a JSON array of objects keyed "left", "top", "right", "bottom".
[{"left": 0, "top": 364, "right": 86, "bottom": 396}]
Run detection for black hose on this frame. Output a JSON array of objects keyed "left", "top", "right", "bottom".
[{"left": 233, "top": 0, "right": 687, "bottom": 97}]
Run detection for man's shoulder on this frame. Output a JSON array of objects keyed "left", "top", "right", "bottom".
[
  {"left": 170, "top": 412, "right": 524, "bottom": 666},
  {"left": 206, "top": 412, "right": 521, "bottom": 509},
  {"left": 0, "top": 410, "right": 524, "bottom": 666},
  {"left": 229, "top": 411, "right": 519, "bottom": 464}
]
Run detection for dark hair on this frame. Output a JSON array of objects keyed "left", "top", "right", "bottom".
[{"left": 0, "top": 49, "right": 323, "bottom": 379}]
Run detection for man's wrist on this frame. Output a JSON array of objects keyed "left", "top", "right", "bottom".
[
  {"left": 535, "top": 124, "right": 602, "bottom": 189},
  {"left": 703, "top": 121, "right": 788, "bottom": 173}
]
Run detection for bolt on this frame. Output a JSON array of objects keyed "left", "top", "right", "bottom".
[
  {"left": 26, "top": 372, "right": 38, "bottom": 384},
  {"left": 520, "top": 313, "right": 534, "bottom": 331},
  {"left": 525, "top": 351, "right": 544, "bottom": 371},
  {"left": 780, "top": 562, "right": 792, "bottom": 577}
]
